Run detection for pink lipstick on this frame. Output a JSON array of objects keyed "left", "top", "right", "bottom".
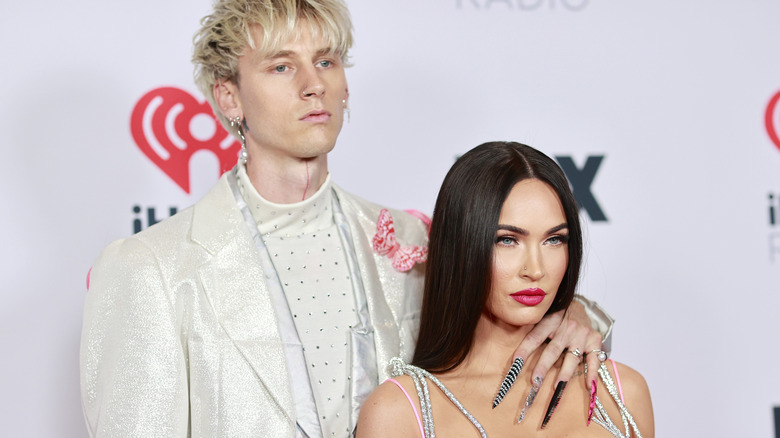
[{"left": 510, "top": 288, "right": 547, "bottom": 306}]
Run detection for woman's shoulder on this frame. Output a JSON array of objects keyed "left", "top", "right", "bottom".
[
  {"left": 366, "top": 376, "right": 418, "bottom": 405},
  {"left": 602, "top": 360, "right": 655, "bottom": 437},
  {"left": 604, "top": 361, "right": 650, "bottom": 402},
  {"left": 356, "top": 377, "right": 422, "bottom": 438}
]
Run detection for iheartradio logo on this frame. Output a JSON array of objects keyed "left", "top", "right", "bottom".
[
  {"left": 130, "top": 87, "right": 241, "bottom": 193},
  {"left": 767, "top": 90, "right": 780, "bottom": 154}
]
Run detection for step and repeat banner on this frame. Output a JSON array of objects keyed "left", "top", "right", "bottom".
[{"left": 2, "top": 0, "right": 779, "bottom": 436}]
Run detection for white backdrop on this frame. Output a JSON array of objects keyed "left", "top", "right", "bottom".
[{"left": 2, "top": 0, "right": 780, "bottom": 436}]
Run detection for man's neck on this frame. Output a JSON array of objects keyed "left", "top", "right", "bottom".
[{"left": 245, "top": 154, "right": 329, "bottom": 204}]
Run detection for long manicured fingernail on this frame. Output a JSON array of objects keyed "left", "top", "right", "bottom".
[
  {"left": 541, "top": 381, "right": 568, "bottom": 429},
  {"left": 517, "top": 376, "right": 542, "bottom": 423},
  {"left": 491, "top": 357, "right": 524, "bottom": 408},
  {"left": 587, "top": 379, "right": 597, "bottom": 425}
]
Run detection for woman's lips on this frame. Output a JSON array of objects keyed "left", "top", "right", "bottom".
[{"left": 510, "top": 288, "right": 547, "bottom": 306}]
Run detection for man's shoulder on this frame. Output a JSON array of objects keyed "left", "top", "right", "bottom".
[
  {"left": 91, "top": 204, "right": 198, "bottom": 280},
  {"left": 333, "top": 184, "right": 430, "bottom": 242},
  {"left": 92, "top": 175, "right": 237, "bottom": 271},
  {"left": 137, "top": 204, "right": 196, "bottom": 242}
]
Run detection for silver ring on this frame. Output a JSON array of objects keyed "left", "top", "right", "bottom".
[
  {"left": 568, "top": 348, "right": 582, "bottom": 359},
  {"left": 588, "top": 349, "right": 608, "bottom": 362}
]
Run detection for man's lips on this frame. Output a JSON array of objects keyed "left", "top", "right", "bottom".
[
  {"left": 300, "top": 109, "right": 331, "bottom": 122},
  {"left": 510, "top": 288, "right": 547, "bottom": 306}
]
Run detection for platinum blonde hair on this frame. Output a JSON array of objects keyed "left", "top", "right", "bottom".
[{"left": 192, "top": 0, "right": 353, "bottom": 133}]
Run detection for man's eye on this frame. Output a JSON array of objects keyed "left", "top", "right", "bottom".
[
  {"left": 275, "top": 65, "right": 288, "bottom": 72},
  {"left": 318, "top": 60, "right": 332, "bottom": 68}
]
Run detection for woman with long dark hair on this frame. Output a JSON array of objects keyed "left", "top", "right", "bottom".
[{"left": 357, "top": 142, "right": 653, "bottom": 437}]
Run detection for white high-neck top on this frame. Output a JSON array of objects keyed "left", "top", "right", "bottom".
[{"left": 236, "top": 164, "right": 359, "bottom": 437}]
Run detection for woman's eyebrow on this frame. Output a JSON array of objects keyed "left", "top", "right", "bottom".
[
  {"left": 546, "top": 223, "right": 568, "bottom": 235},
  {"left": 497, "top": 224, "right": 527, "bottom": 235},
  {"left": 496, "top": 223, "right": 568, "bottom": 235}
]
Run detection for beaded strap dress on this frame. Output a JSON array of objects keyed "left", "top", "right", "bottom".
[{"left": 387, "top": 358, "right": 643, "bottom": 438}]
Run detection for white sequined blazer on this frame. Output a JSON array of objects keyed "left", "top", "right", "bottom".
[{"left": 80, "top": 172, "right": 428, "bottom": 437}]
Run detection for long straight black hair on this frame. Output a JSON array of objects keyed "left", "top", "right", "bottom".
[{"left": 411, "top": 141, "right": 583, "bottom": 372}]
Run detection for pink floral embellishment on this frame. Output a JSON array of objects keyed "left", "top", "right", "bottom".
[{"left": 372, "top": 209, "right": 428, "bottom": 272}]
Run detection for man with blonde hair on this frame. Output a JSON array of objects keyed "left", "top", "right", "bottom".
[{"left": 80, "top": 1, "right": 612, "bottom": 436}]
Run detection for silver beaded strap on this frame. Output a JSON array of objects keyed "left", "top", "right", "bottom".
[
  {"left": 388, "top": 359, "right": 641, "bottom": 438},
  {"left": 592, "top": 363, "right": 643, "bottom": 438},
  {"left": 389, "top": 358, "right": 487, "bottom": 438}
]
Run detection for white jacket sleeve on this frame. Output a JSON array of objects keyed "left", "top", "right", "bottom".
[
  {"left": 573, "top": 294, "right": 615, "bottom": 353},
  {"left": 80, "top": 238, "right": 190, "bottom": 437}
]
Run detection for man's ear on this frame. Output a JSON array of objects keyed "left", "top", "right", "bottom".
[{"left": 213, "top": 80, "right": 242, "bottom": 118}]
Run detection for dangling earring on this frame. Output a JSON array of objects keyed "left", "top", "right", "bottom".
[
  {"left": 342, "top": 99, "right": 350, "bottom": 123},
  {"left": 230, "top": 115, "right": 247, "bottom": 163}
]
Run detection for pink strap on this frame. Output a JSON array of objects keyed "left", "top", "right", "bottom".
[
  {"left": 608, "top": 359, "right": 625, "bottom": 403},
  {"left": 403, "top": 209, "right": 432, "bottom": 234},
  {"left": 387, "top": 378, "right": 425, "bottom": 438}
]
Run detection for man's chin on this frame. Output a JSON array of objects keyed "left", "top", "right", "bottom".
[{"left": 299, "top": 137, "right": 338, "bottom": 158}]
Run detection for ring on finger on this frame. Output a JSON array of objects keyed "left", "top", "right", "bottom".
[
  {"left": 567, "top": 348, "right": 583, "bottom": 360},
  {"left": 588, "top": 349, "right": 608, "bottom": 362}
]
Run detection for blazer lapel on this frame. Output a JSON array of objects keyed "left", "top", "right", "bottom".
[
  {"left": 190, "top": 175, "right": 295, "bottom": 424},
  {"left": 333, "top": 187, "right": 402, "bottom": 381}
]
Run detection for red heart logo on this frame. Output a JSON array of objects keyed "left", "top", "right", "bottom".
[
  {"left": 766, "top": 90, "right": 780, "bottom": 154},
  {"left": 130, "top": 87, "right": 241, "bottom": 193}
]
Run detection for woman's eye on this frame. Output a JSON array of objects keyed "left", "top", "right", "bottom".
[
  {"left": 546, "top": 235, "right": 569, "bottom": 246},
  {"left": 497, "top": 236, "right": 515, "bottom": 246}
]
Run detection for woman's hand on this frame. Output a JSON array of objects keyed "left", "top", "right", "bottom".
[{"left": 492, "top": 300, "right": 605, "bottom": 426}]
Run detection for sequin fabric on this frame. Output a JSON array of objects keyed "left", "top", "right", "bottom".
[
  {"left": 238, "top": 167, "right": 358, "bottom": 437},
  {"left": 388, "top": 359, "right": 642, "bottom": 438},
  {"left": 80, "top": 168, "right": 430, "bottom": 437},
  {"left": 81, "top": 190, "right": 295, "bottom": 437}
]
